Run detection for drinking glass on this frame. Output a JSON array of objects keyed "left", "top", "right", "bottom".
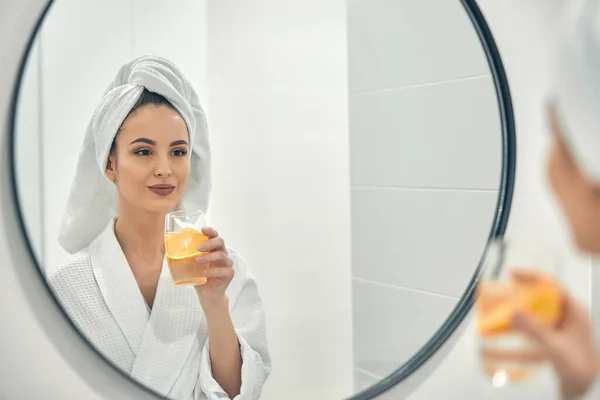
[
  {"left": 475, "top": 238, "right": 564, "bottom": 388},
  {"left": 164, "top": 210, "right": 210, "bottom": 286}
]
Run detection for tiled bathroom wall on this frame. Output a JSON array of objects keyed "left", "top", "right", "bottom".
[
  {"left": 347, "top": 0, "right": 502, "bottom": 390},
  {"left": 405, "top": 1, "right": 594, "bottom": 399}
]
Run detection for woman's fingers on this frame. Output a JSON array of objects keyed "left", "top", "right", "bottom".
[
  {"left": 561, "top": 292, "right": 593, "bottom": 328},
  {"left": 199, "top": 267, "right": 235, "bottom": 280},
  {"left": 202, "top": 226, "right": 219, "bottom": 239},
  {"left": 514, "top": 312, "right": 556, "bottom": 350},
  {"left": 193, "top": 228, "right": 232, "bottom": 281},
  {"left": 510, "top": 269, "right": 542, "bottom": 284},
  {"left": 195, "top": 250, "right": 232, "bottom": 267},
  {"left": 197, "top": 236, "right": 226, "bottom": 253}
]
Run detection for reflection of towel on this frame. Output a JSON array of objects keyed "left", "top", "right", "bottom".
[
  {"left": 552, "top": 0, "right": 600, "bottom": 181},
  {"left": 58, "top": 55, "right": 211, "bottom": 254}
]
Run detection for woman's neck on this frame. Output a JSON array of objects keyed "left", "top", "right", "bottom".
[{"left": 114, "top": 203, "right": 165, "bottom": 264}]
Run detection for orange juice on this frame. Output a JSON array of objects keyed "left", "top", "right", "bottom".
[
  {"left": 165, "top": 227, "right": 210, "bottom": 286},
  {"left": 476, "top": 269, "right": 563, "bottom": 382}
]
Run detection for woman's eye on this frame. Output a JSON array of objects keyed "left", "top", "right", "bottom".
[
  {"left": 172, "top": 149, "right": 187, "bottom": 156},
  {"left": 135, "top": 149, "right": 152, "bottom": 156}
]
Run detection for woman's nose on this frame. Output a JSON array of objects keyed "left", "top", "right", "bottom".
[{"left": 155, "top": 156, "right": 172, "bottom": 177}]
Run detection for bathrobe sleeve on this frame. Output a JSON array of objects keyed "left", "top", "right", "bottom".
[{"left": 196, "top": 250, "right": 271, "bottom": 400}]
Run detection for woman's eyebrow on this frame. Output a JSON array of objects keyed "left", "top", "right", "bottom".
[
  {"left": 128, "top": 138, "right": 188, "bottom": 146},
  {"left": 130, "top": 137, "right": 155, "bottom": 145}
]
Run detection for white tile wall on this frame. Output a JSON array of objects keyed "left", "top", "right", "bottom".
[
  {"left": 347, "top": 0, "right": 503, "bottom": 391},
  {"left": 352, "top": 279, "right": 457, "bottom": 378},
  {"left": 400, "top": 1, "right": 594, "bottom": 398},
  {"left": 354, "top": 369, "right": 382, "bottom": 394},
  {"left": 349, "top": 76, "right": 502, "bottom": 189},
  {"left": 351, "top": 188, "right": 498, "bottom": 297},
  {"left": 347, "top": 0, "right": 490, "bottom": 93}
]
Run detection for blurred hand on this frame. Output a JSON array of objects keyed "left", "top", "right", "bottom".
[{"left": 514, "top": 291, "right": 600, "bottom": 399}]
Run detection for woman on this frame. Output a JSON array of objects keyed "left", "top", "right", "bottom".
[
  {"left": 46, "top": 56, "right": 271, "bottom": 400},
  {"left": 512, "top": 1, "right": 600, "bottom": 398}
]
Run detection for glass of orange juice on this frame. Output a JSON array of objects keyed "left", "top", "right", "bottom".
[
  {"left": 475, "top": 239, "right": 564, "bottom": 388},
  {"left": 164, "top": 210, "right": 210, "bottom": 286}
]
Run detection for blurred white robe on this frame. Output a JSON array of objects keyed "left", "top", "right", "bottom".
[
  {"left": 585, "top": 378, "right": 600, "bottom": 399},
  {"left": 47, "top": 219, "right": 271, "bottom": 400}
]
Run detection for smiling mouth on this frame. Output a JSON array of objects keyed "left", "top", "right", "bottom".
[{"left": 148, "top": 185, "right": 175, "bottom": 196}]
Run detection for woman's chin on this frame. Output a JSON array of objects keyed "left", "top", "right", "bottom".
[{"left": 146, "top": 198, "right": 181, "bottom": 214}]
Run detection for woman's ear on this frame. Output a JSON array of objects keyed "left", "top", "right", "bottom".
[{"left": 105, "top": 155, "right": 117, "bottom": 182}]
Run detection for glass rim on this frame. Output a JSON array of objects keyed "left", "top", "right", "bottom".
[
  {"left": 487, "top": 237, "right": 565, "bottom": 248},
  {"left": 478, "top": 237, "right": 564, "bottom": 283},
  {"left": 165, "top": 209, "right": 206, "bottom": 218}
]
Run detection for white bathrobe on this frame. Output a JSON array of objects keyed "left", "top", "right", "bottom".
[
  {"left": 47, "top": 219, "right": 271, "bottom": 400},
  {"left": 584, "top": 378, "right": 600, "bottom": 399}
]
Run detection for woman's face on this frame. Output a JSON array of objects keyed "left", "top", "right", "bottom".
[
  {"left": 105, "top": 104, "right": 190, "bottom": 214},
  {"left": 547, "top": 106, "right": 600, "bottom": 254}
]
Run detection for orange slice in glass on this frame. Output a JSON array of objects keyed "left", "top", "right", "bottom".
[
  {"left": 477, "top": 270, "right": 563, "bottom": 337},
  {"left": 165, "top": 227, "right": 209, "bottom": 261}
]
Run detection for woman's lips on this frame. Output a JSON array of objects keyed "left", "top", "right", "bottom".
[{"left": 149, "top": 185, "right": 175, "bottom": 196}]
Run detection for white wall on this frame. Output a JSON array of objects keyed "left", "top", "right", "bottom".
[
  {"left": 347, "top": 0, "right": 502, "bottom": 391},
  {"left": 205, "top": 1, "right": 353, "bottom": 398}
]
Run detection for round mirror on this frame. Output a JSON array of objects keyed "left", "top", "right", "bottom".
[{"left": 10, "top": 0, "right": 515, "bottom": 399}]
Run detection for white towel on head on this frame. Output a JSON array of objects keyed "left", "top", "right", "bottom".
[
  {"left": 58, "top": 55, "right": 211, "bottom": 255},
  {"left": 552, "top": 0, "right": 600, "bottom": 181}
]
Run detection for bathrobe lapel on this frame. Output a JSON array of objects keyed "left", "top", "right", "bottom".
[
  {"left": 130, "top": 258, "right": 203, "bottom": 396},
  {"left": 89, "top": 219, "right": 203, "bottom": 396},
  {"left": 89, "top": 220, "right": 150, "bottom": 357}
]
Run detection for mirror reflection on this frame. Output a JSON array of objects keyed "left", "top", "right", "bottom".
[{"left": 13, "top": 0, "right": 509, "bottom": 399}]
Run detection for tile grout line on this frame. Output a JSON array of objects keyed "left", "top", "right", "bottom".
[
  {"left": 354, "top": 367, "right": 384, "bottom": 380},
  {"left": 351, "top": 185, "right": 498, "bottom": 193},
  {"left": 352, "top": 277, "right": 460, "bottom": 300},
  {"left": 349, "top": 74, "right": 491, "bottom": 96}
]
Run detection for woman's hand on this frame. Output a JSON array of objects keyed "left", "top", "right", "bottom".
[
  {"left": 193, "top": 227, "right": 242, "bottom": 397},
  {"left": 513, "top": 292, "right": 600, "bottom": 399},
  {"left": 193, "top": 227, "right": 235, "bottom": 309}
]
